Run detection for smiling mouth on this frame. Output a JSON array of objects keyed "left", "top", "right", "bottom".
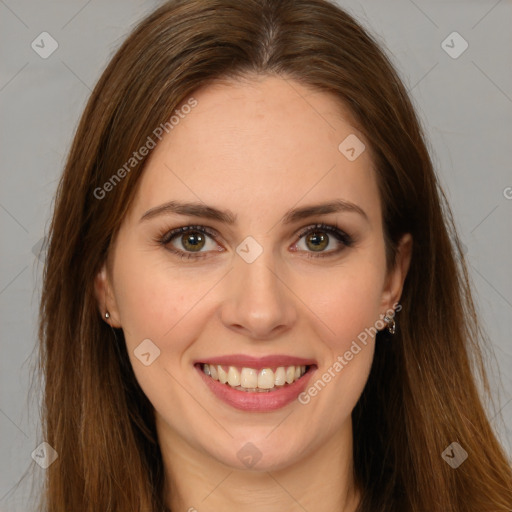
[{"left": 198, "top": 363, "right": 312, "bottom": 392}]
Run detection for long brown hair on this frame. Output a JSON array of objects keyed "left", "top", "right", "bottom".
[{"left": 36, "top": 0, "right": 512, "bottom": 510}]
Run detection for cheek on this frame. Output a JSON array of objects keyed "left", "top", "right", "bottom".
[
  {"left": 293, "top": 254, "right": 384, "bottom": 410},
  {"left": 111, "top": 254, "right": 214, "bottom": 409},
  {"left": 110, "top": 243, "right": 196, "bottom": 350},
  {"left": 301, "top": 258, "right": 385, "bottom": 351},
  {"left": 294, "top": 311, "right": 377, "bottom": 433}
]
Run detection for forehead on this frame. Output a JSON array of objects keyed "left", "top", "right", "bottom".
[{"left": 128, "top": 75, "right": 380, "bottom": 225}]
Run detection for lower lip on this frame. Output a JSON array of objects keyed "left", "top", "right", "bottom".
[{"left": 196, "top": 365, "right": 316, "bottom": 412}]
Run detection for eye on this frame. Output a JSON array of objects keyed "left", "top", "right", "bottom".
[
  {"left": 292, "top": 223, "right": 354, "bottom": 258},
  {"left": 155, "top": 222, "right": 354, "bottom": 261},
  {"left": 157, "top": 225, "right": 222, "bottom": 259}
]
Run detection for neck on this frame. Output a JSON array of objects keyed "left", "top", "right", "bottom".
[{"left": 158, "top": 416, "right": 361, "bottom": 512}]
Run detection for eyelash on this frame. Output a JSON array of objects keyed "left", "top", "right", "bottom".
[{"left": 154, "top": 223, "right": 354, "bottom": 260}]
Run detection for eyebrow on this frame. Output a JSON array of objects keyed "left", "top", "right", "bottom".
[{"left": 139, "top": 199, "right": 368, "bottom": 224}]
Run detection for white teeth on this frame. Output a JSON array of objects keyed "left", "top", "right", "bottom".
[
  {"left": 217, "top": 365, "right": 228, "bottom": 384},
  {"left": 240, "top": 367, "right": 258, "bottom": 388},
  {"left": 202, "top": 363, "right": 308, "bottom": 391},
  {"left": 274, "top": 366, "right": 286, "bottom": 386},
  {"left": 258, "top": 368, "right": 275, "bottom": 389},
  {"left": 227, "top": 366, "right": 240, "bottom": 387}
]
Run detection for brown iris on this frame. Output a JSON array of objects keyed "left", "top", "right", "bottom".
[
  {"left": 181, "top": 231, "right": 206, "bottom": 251},
  {"left": 305, "top": 231, "right": 328, "bottom": 251}
]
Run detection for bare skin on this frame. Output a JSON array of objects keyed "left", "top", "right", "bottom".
[{"left": 95, "top": 74, "right": 412, "bottom": 512}]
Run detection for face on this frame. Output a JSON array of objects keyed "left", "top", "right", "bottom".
[{"left": 95, "top": 74, "right": 411, "bottom": 473}]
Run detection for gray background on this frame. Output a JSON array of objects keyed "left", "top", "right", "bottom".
[{"left": 1, "top": 0, "right": 511, "bottom": 510}]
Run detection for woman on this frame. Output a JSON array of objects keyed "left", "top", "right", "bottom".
[{"left": 37, "top": 0, "right": 512, "bottom": 510}]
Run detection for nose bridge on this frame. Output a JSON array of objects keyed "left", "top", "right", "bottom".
[{"left": 220, "top": 243, "right": 297, "bottom": 338}]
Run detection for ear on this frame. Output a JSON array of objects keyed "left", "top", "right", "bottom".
[
  {"left": 94, "top": 263, "right": 122, "bottom": 328},
  {"left": 380, "top": 233, "right": 412, "bottom": 312}
]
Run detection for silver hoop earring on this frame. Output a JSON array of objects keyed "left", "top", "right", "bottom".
[
  {"left": 383, "top": 315, "right": 396, "bottom": 335},
  {"left": 105, "top": 311, "right": 110, "bottom": 320}
]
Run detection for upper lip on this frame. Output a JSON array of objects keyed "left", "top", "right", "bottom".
[{"left": 195, "top": 354, "right": 317, "bottom": 370}]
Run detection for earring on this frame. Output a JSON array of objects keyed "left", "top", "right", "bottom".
[
  {"left": 383, "top": 315, "right": 396, "bottom": 335},
  {"left": 105, "top": 311, "right": 110, "bottom": 320}
]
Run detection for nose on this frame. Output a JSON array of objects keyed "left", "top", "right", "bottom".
[{"left": 219, "top": 247, "right": 298, "bottom": 340}]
